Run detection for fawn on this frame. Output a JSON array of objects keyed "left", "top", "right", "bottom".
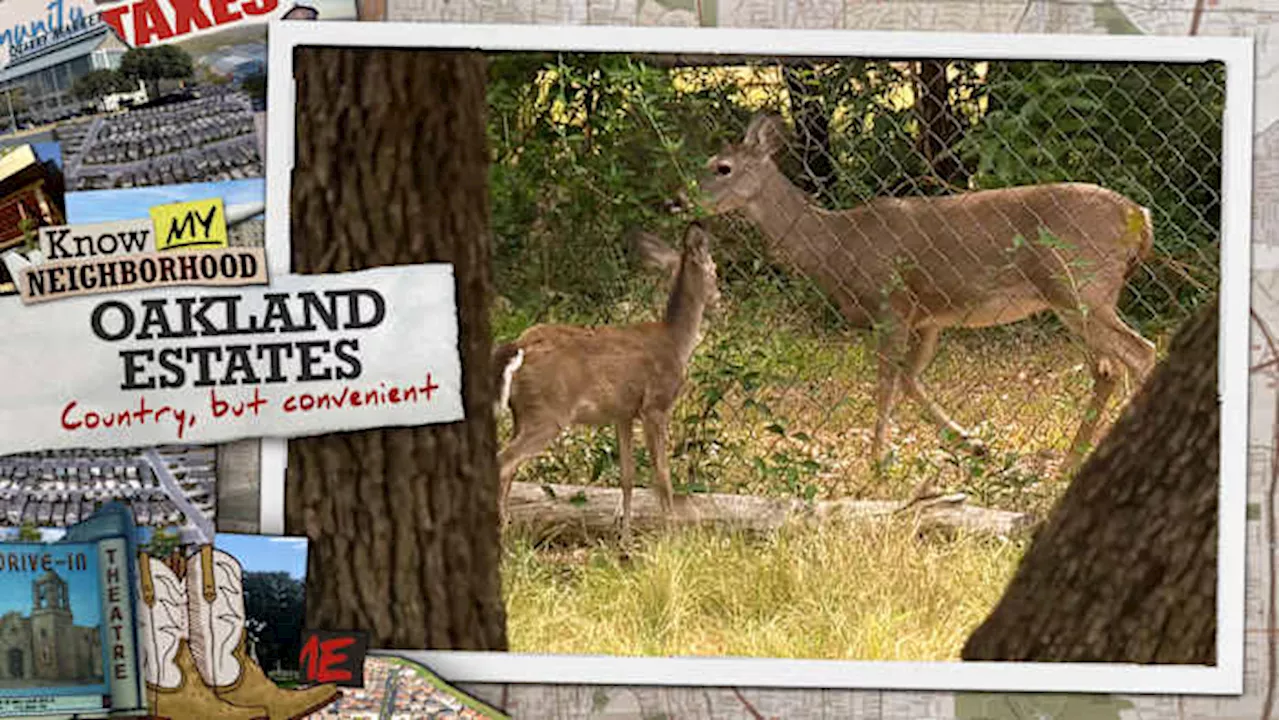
[{"left": 492, "top": 223, "right": 721, "bottom": 541}]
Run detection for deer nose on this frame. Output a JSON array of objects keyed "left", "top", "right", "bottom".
[{"left": 664, "top": 188, "right": 691, "bottom": 213}]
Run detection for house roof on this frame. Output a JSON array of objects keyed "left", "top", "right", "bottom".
[{"left": 0, "top": 27, "right": 115, "bottom": 85}]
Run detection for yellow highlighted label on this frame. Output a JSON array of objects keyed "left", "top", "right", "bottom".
[{"left": 150, "top": 198, "right": 228, "bottom": 251}]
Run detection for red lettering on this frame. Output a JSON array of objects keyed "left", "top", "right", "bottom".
[
  {"left": 99, "top": 7, "right": 131, "bottom": 40},
  {"left": 132, "top": 0, "right": 175, "bottom": 45},
  {"left": 317, "top": 638, "right": 353, "bottom": 683},
  {"left": 211, "top": 389, "right": 229, "bottom": 418},
  {"left": 208, "top": 0, "right": 242, "bottom": 25},
  {"left": 61, "top": 401, "right": 82, "bottom": 431},
  {"left": 240, "top": 0, "right": 279, "bottom": 14},
  {"left": 211, "top": 387, "right": 269, "bottom": 418},
  {"left": 170, "top": 0, "right": 214, "bottom": 33},
  {"left": 421, "top": 373, "right": 439, "bottom": 401},
  {"left": 300, "top": 635, "right": 354, "bottom": 683}
]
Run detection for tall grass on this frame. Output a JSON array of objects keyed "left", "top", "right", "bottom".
[{"left": 503, "top": 519, "right": 1026, "bottom": 661}]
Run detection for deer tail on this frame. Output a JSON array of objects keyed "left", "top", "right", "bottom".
[
  {"left": 493, "top": 343, "right": 525, "bottom": 412},
  {"left": 1127, "top": 205, "right": 1156, "bottom": 278}
]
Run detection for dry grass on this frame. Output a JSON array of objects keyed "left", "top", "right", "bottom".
[
  {"left": 503, "top": 519, "right": 1026, "bottom": 660},
  {"left": 496, "top": 301, "right": 1165, "bottom": 661}
]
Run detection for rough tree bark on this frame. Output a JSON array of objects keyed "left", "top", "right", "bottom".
[
  {"left": 963, "top": 297, "right": 1219, "bottom": 664},
  {"left": 284, "top": 48, "right": 507, "bottom": 651},
  {"left": 914, "top": 60, "right": 968, "bottom": 189},
  {"left": 782, "top": 64, "right": 838, "bottom": 202}
]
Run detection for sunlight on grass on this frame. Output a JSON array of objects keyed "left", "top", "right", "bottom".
[{"left": 503, "top": 520, "right": 1025, "bottom": 661}]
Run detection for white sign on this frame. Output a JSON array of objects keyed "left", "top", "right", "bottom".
[{"left": 0, "top": 265, "right": 464, "bottom": 453}]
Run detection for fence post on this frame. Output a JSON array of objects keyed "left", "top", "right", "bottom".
[{"left": 283, "top": 47, "right": 508, "bottom": 651}]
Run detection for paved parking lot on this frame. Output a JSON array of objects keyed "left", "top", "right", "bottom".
[
  {"left": 0, "top": 445, "right": 217, "bottom": 541},
  {"left": 63, "top": 87, "right": 263, "bottom": 191}
]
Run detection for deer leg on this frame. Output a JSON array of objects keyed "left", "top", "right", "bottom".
[
  {"left": 497, "top": 421, "right": 560, "bottom": 528},
  {"left": 1063, "top": 357, "right": 1119, "bottom": 473},
  {"left": 641, "top": 411, "right": 675, "bottom": 522},
  {"left": 871, "top": 319, "right": 908, "bottom": 468},
  {"left": 1053, "top": 302, "right": 1148, "bottom": 471},
  {"left": 616, "top": 420, "right": 636, "bottom": 546},
  {"left": 1097, "top": 308, "right": 1158, "bottom": 383},
  {"left": 899, "top": 325, "right": 981, "bottom": 453}
]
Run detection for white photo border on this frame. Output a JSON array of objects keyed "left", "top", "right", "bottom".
[{"left": 264, "top": 21, "right": 1254, "bottom": 695}]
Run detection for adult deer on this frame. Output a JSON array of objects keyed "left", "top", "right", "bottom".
[
  {"left": 691, "top": 113, "right": 1156, "bottom": 473},
  {"left": 492, "top": 223, "right": 721, "bottom": 541}
]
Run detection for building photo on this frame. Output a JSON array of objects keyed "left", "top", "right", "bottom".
[
  {"left": 0, "top": 141, "right": 65, "bottom": 295},
  {"left": 0, "top": 569, "right": 102, "bottom": 687}
]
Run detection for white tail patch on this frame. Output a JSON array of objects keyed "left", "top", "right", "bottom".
[{"left": 497, "top": 348, "right": 525, "bottom": 412}]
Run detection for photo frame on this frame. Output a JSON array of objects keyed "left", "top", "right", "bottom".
[{"left": 264, "top": 20, "right": 1253, "bottom": 694}]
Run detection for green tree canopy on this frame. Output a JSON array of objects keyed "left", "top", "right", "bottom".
[
  {"left": 119, "top": 45, "right": 195, "bottom": 92},
  {"left": 140, "top": 527, "right": 183, "bottom": 558},
  {"left": 72, "top": 69, "right": 135, "bottom": 101}
]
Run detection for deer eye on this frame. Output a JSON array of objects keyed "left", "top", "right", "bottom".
[{"left": 715, "top": 163, "right": 732, "bottom": 176}]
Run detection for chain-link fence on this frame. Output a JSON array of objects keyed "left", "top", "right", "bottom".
[{"left": 488, "top": 53, "right": 1224, "bottom": 517}]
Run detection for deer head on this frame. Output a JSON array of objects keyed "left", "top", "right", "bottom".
[
  {"left": 633, "top": 222, "right": 721, "bottom": 315},
  {"left": 696, "top": 113, "right": 788, "bottom": 215}
]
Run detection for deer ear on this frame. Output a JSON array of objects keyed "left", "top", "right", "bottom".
[
  {"left": 744, "top": 113, "right": 786, "bottom": 156},
  {"left": 632, "top": 230, "right": 680, "bottom": 275}
]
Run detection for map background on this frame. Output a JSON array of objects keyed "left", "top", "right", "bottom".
[{"left": 377, "top": 0, "right": 1278, "bottom": 716}]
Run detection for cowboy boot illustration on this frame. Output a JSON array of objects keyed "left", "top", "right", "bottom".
[
  {"left": 186, "top": 546, "right": 340, "bottom": 720},
  {"left": 136, "top": 552, "right": 269, "bottom": 720}
]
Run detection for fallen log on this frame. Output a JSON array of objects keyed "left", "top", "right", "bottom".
[{"left": 507, "top": 481, "right": 1036, "bottom": 544}]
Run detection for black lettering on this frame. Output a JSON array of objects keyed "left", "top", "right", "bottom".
[
  {"left": 333, "top": 338, "right": 362, "bottom": 380},
  {"left": 119, "top": 230, "right": 148, "bottom": 253},
  {"left": 296, "top": 340, "right": 333, "bottom": 381},
  {"left": 72, "top": 232, "right": 92, "bottom": 258},
  {"left": 299, "top": 291, "right": 338, "bottom": 331},
  {"left": 136, "top": 299, "right": 174, "bottom": 340},
  {"left": 238, "top": 252, "right": 258, "bottom": 282},
  {"left": 44, "top": 228, "right": 71, "bottom": 260},
  {"left": 119, "top": 350, "right": 155, "bottom": 390},
  {"left": 255, "top": 343, "right": 295, "bottom": 383},
  {"left": 178, "top": 254, "right": 199, "bottom": 279},
  {"left": 138, "top": 258, "right": 157, "bottom": 284},
  {"left": 344, "top": 289, "right": 386, "bottom": 330},
  {"left": 97, "top": 232, "right": 118, "bottom": 255},
  {"left": 184, "top": 346, "right": 224, "bottom": 387},
  {"left": 220, "top": 345, "right": 260, "bottom": 385},
  {"left": 99, "top": 261, "right": 118, "bottom": 287},
  {"left": 257, "top": 294, "right": 299, "bottom": 332},
  {"left": 158, "top": 256, "right": 177, "bottom": 283},
  {"left": 24, "top": 269, "right": 43, "bottom": 296},
  {"left": 91, "top": 301, "right": 134, "bottom": 341},
  {"left": 156, "top": 348, "right": 186, "bottom": 389},
  {"left": 47, "top": 266, "right": 65, "bottom": 294}
]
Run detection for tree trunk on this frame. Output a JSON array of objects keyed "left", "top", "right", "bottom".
[
  {"left": 284, "top": 47, "right": 507, "bottom": 652},
  {"left": 914, "top": 60, "right": 968, "bottom": 189},
  {"left": 507, "top": 481, "right": 1034, "bottom": 544},
  {"left": 963, "top": 297, "right": 1219, "bottom": 664},
  {"left": 782, "top": 64, "right": 837, "bottom": 203}
]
